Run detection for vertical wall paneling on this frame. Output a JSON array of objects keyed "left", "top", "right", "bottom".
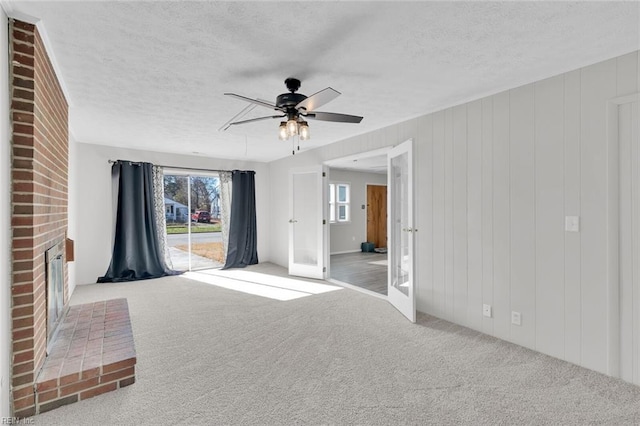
[
  {"left": 453, "top": 105, "right": 468, "bottom": 325},
  {"left": 617, "top": 52, "right": 639, "bottom": 96},
  {"left": 563, "top": 69, "right": 582, "bottom": 365},
  {"left": 399, "top": 119, "right": 418, "bottom": 146},
  {"left": 386, "top": 124, "right": 400, "bottom": 149},
  {"left": 534, "top": 75, "right": 565, "bottom": 358},
  {"left": 616, "top": 52, "right": 639, "bottom": 384},
  {"left": 467, "top": 100, "right": 483, "bottom": 331},
  {"left": 509, "top": 84, "right": 536, "bottom": 349},
  {"left": 492, "top": 91, "right": 511, "bottom": 340},
  {"left": 416, "top": 115, "right": 434, "bottom": 313},
  {"left": 632, "top": 100, "right": 639, "bottom": 385},
  {"left": 444, "top": 109, "right": 455, "bottom": 321},
  {"left": 581, "top": 58, "right": 617, "bottom": 373},
  {"left": 615, "top": 53, "right": 639, "bottom": 383},
  {"left": 619, "top": 102, "right": 633, "bottom": 382},
  {"left": 481, "top": 98, "right": 494, "bottom": 335},
  {"left": 432, "top": 111, "right": 446, "bottom": 319}
]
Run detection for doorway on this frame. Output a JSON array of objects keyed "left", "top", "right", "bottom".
[
  {"left": 324, "top": 149, "right": 390, "bottom": 296},
  {"left": 163, "top": 171, "right": 224, "bottom": 271}
]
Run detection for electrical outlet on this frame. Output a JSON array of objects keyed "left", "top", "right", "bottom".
[
  {"left": 565, "top": 216, "right": 580, "bottom": 232},
  {"left": 511, "top": 311, "right": 522, "bottom": 326},
  {"left": 483, "top": 304, "right": 492, "bottom": 318}
]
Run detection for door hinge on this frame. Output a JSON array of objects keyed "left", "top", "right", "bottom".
[
  {"left": 322, "top": 219, "right": 326, "bottom": 225},
  {"left": 322, "top": 172, "right": 326, "bottom": 177},
  {"left": 323, "top": 267, "right": 327, "bottom": 272}
]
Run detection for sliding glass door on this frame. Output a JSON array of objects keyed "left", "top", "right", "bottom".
[{"left": 163, "top": 171, "right": 224, "bottom": 271}]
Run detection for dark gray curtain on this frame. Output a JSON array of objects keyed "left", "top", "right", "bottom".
[
  {"left": 222, "top": 170, "right": 258, "bottom": 269},
  {"left": 98, "top": 161, "right": 179, "bottom": 282}
]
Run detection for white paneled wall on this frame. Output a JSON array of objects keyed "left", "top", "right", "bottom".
[
  {"left": 419, "top": 52, "right": 638, "bottom": 375},
  {"left": 268, "top": 51, "right": 640, "bottom": 377}
]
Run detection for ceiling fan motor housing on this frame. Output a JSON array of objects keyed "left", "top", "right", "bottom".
[{"left": 276, "top": 93, "right": 307, "bottom": 109}]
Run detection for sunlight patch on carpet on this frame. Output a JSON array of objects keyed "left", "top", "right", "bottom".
[{"left": 182, "top": 270, "right": 342, "bottom": 301}]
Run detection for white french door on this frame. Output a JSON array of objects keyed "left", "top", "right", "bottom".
[
  {"left": 387, "top": 140, "right": 416, "bottom": 322},
  {"left": 288, "top": 166, "right": 327, "bottom": 279}
]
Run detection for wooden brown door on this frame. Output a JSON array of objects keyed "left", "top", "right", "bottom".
[{"left": 366, "top": 185, "right": 387, "bottom": 248}]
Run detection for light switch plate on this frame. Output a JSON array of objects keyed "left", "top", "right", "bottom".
[{"left": 565, "top": 216, "right": 580, "bottom": 232}]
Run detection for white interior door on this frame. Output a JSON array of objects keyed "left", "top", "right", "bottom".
[
  {"left": 387, "top": 140, "right": 416, "bottom": 322},
  {"left": 289, "top": 166, "right": 326, "bottom": 279}
]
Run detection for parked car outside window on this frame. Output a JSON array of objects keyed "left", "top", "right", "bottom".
[{"left": 191, "top": 211, "right": 211, "bottom": 223}]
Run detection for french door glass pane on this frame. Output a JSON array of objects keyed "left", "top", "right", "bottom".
[{"left": 391, "top": 152, "right": 410, "bottom": 295}]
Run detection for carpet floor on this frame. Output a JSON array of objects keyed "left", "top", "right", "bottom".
[{"left": 31, "top": 263, "right": 640, "bottom": 425}]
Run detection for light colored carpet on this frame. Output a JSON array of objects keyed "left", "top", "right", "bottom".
[
  {"left": 368, "top": 259, "right": 388, "bottom": 266},
  {"left": 31, "top": 263, "right": 640, "bottom": 425}
]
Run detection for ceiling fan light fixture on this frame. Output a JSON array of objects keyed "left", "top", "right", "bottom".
[
  {"left": 278, "top": 122, "right": 288, "bottom": 140},
  {"left": 299, "top": 121, "right": 310, "bottom": 140},
  {"left": 286, "top": 119, "right": 298, "bottom": 137}
]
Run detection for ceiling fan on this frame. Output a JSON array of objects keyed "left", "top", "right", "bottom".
[{"left": 221, "top": 78, "right": 363, "bottom": 141}]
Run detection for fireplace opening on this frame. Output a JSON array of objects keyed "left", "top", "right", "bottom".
[{"left": 45, "top": 239, "right": 65, "bottom": 353}]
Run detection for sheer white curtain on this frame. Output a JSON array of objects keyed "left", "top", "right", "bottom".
[
  {"left": 152, "top": 165, "right": 173, "bottom": 270},
  {"left": 219, "top": 171, "right": 232, "bottom": 260}
]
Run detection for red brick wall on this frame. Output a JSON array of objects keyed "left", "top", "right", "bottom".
[{"left": 10, "top": 19, "right": 69, "bottom": 417}]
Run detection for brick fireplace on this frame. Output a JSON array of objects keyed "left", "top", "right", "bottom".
[{"left": 10, "top": 19, "right": 69, "bottom": 417}]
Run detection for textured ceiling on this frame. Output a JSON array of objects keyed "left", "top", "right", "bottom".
[{"left": 3, "top": 1, "right": 639, "bottom": 163}]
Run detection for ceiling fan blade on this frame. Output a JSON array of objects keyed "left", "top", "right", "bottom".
[
  {"left": 228, "top": 115, "right": 285, "bottom": 127},
  {"left": 296, "top": 87, "right": 340, "bottom": 111},
  {"left": 224, "top": 93, "right": 282, "bottom": 111},
  {"left": 219, "top": 104, "right": 257, "bottom": 132},
  {"left": 305, "top": 111, "right": 363, "bottom": 123}
]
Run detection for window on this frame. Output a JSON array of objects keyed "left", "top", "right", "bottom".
[{"left": 329, "top": 183, "right": 350, "bottom": 223}]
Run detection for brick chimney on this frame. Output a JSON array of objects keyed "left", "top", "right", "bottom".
[{"left": 9, "top": 19, "right": 69, "bottom": 417}]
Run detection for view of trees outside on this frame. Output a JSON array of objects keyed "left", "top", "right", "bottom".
[{"left": 164, "top": 175, "right": 221, "bottom": 219}]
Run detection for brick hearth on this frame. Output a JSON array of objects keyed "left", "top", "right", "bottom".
[{"left": 34, "top": 299, "right": 136, "bottom": 414}]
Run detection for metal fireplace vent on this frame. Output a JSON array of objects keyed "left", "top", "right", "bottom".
[{"left": 45, "top": 239, "right": 65, "bottom": 353}]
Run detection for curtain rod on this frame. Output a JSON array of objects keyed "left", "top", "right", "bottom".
[{"left": 107, "top": 159, "right": 231, "bottom": 174}]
